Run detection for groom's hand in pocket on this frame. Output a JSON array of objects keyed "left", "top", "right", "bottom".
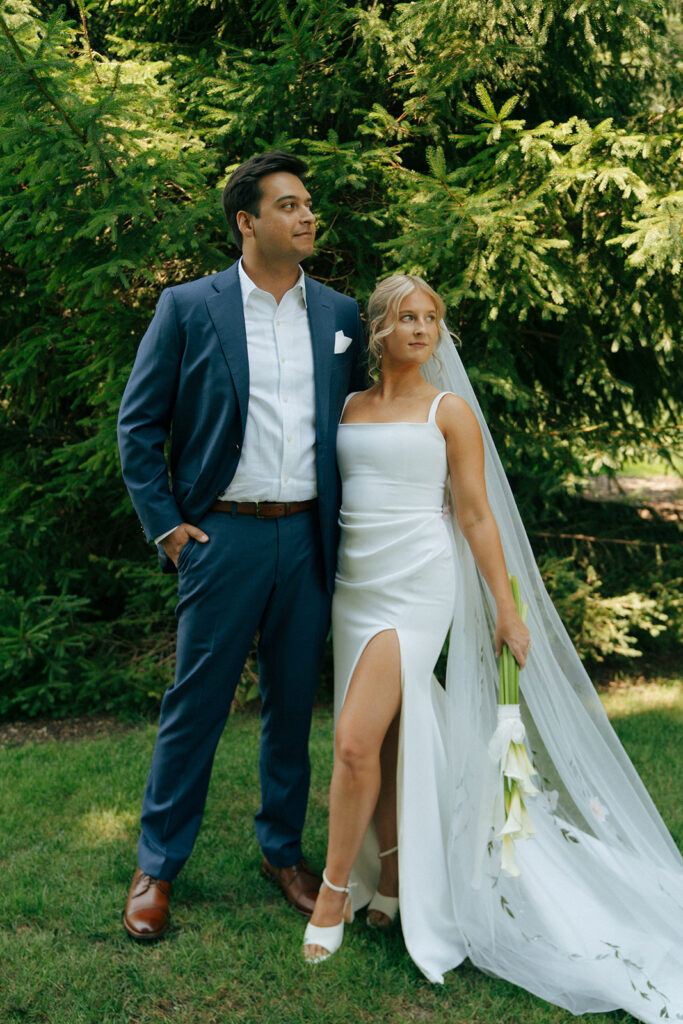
[{"left": 162, "top": 523, "right": 209, "bottom": 567}]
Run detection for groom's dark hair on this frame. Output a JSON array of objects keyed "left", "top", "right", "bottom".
[{"left": 222, "top": 150, "right": 309, "bottom": 251}]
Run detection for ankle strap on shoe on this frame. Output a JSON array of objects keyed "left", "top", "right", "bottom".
[
  {"left": 378, "top": 845, "right": 398, "bottom": 858},
  {"left": 322, "top": 868, "right": 352, "bottom": 894}
]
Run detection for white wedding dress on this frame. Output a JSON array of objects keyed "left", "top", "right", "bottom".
[{"left": 332, "top": 373, "right": 683, "bottom": 1023}]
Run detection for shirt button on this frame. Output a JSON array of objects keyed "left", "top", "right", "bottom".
[
  {"left": 281, "top": 357, "right": 286, "bottom": 364},
  {"left": 284, "top": 476, "right": 289, "bottom": 483},
  {"left": 275, "top": 320, "right": 281, "bottom": 326},
  {"left": 287, "top": 435, "right": 292, "bottom": 442},
  {"left": 283, "top": 396, "right": 289, "bottom": 403}
]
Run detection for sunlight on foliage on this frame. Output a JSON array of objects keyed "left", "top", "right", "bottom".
[{"left": 1, "top": 0, "right": 680, "bottom": 714}]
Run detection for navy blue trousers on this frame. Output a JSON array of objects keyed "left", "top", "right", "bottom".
[{"left": 137, "top": 508, "right": 331, "bottom": 880}]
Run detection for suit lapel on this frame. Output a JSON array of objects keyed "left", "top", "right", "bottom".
[
  {"left": 205, "top": 267, "right": 335, "bottom": 447},
  {"left": 205, "top": 264, "right": 249, "bottom": 437},
  {"left": 305, "top": 277, "right": 334, "bottom": 448}
]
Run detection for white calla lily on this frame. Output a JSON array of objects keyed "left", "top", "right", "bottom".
[
  {"left": 500, "top": 833, "right": 521, "bottom": 877},
  {"left": 504, "top": 741, "right": 539, "bottom": 796}
]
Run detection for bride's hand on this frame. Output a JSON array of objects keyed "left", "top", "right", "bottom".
[{"left": 494, "top": 610, "right": 531, "bottom": 668}]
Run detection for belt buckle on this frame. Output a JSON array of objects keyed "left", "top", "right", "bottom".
[{"left": 254, "top": 502, "right": 278, "bottom": 518}]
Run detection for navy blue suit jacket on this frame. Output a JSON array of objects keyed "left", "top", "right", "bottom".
[{"left": 117, "top": 262, "right": 367, "bottom": 593}]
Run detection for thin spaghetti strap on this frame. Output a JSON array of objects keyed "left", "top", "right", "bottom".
[
  {"left": 427, "top": 391, "right": 452, "bottom": 424},
  {"left": 342, "top": 391, "right": 359, "bottom": 415}
]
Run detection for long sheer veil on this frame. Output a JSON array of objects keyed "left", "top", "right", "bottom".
[{"left": 418, "top": 329, "right": 683, "bottom": 1020}]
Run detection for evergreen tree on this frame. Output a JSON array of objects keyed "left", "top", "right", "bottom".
[{"left": 1, "top": 0, "right": 680, "bottom": 715}]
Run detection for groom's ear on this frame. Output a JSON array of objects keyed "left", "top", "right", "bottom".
[{"left": 236, "top": 209, "right": 255, "bottom": 239}]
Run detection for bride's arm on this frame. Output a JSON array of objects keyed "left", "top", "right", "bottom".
[{"left": 437, "top": 395, "right": 530, "bottom": 667}]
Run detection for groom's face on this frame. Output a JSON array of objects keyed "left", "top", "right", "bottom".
[{"left": 240, "top": 172, "right": 316, "bottom": 264}]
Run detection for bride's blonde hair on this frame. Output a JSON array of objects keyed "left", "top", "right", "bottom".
[{"left": 367, "top": 274, "right": 446, "bottom": 375}]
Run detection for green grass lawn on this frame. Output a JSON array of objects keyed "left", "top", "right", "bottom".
[
  {"left": 1, "top": 681, "right": 681, "bottom": 1024},
  {"left": 617, "top": 456, "right": 683, "bottom": 479}
]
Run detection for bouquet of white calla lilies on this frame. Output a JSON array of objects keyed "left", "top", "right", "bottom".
[{"left": 488, "top": 575, "right": 538, "bottom": 877}]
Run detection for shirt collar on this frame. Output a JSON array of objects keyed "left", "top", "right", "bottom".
[{"left": 238, "top": 258, "right": 307, "bottom": 308}]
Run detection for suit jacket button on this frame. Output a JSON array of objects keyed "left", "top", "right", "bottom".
[{"left": 234, "top": 442, "right": 240, "bottom": 451}]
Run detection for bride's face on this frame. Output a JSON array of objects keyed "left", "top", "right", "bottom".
[{"left": 381, "top": 289, "right": 439, "bottom": 366}]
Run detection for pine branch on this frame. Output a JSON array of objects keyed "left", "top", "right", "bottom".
[
  {"left": 77, "top": 0, "right": 102, "bottom": 85},
  {"left": 0, "top": 11, "right": 116, "bottom": 179}
]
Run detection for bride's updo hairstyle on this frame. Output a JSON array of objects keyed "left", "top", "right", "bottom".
[{"left": 367, "top": 274, "right": 446, "bottom": 375}]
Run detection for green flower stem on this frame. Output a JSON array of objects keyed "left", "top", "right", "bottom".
[{"left": 499, "top": 574, "right": 528, "bottom": 705}]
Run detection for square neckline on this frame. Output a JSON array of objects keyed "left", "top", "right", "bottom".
[{"left": 339, "top": 391, "right": 451, "bottom": 427}]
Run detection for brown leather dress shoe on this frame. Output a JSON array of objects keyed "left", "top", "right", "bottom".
[
  {"left": 261, "top": 856, "right": 322, "bottom": 916},
  {"left": 123, "top": 867, "right": 172, "bottom": 941}
]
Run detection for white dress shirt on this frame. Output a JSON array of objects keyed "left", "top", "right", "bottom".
[
  {"left": 220, "top": 260, "right": 317, "bottom": 502},
  {"left": 155, "top": 260, "right": 317, "bottom": 543}
]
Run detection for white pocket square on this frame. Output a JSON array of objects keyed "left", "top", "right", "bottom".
[{"left": 334, "top": 330, "right": 352, "bottom": 354}]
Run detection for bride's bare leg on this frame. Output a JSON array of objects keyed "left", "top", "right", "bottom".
[
  {"left": 368, "top": 713, "right": 399, "bottom": 927},
  {"left": 304, "top": 630, "right": 401, "bottom": 959}
]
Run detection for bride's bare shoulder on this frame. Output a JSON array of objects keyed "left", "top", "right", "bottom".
[
  {"left": 341, "top": 386, "right": 378, "bottom": 422},
  {"left": 436, "top": 393, "right": 481, "bottom": 438},
  {"left": 436, "top": 392, "right": 474, "bottom": 418}
]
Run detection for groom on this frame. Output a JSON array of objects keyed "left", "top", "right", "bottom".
[{"left": 117, "top": 150, "right": 367, "bottom": 939}]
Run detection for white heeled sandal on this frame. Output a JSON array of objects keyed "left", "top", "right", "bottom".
[
  {"left": 302, "top": 869, "right": 354, "bottom": 964},
  {"left": 367, "top": 845, "right": 399, "bottom": 928}
]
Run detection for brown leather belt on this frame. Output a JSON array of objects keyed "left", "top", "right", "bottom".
[{"left": 210, "top": 498, "right": 317, "bottom": 519}]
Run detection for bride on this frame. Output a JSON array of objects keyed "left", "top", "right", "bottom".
[{"left": 302, "top": 274, "right": 683, "bottom": 1024}]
